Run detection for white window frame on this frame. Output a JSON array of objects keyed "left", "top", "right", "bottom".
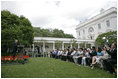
[
  {"left": 98, "top": 23, "right": 101, "bottom": 29},
  {"left": 106, "top": 20, "right": 110, "bottom": 27}
]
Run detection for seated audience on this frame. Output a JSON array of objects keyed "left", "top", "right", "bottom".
[
  {"left": 67, "top": 49, "right": 72, "bottom": 62},
  {"left": 81, "top": 48, "right": 90, "bottom": 66},
  {"left": 99, "top": 47, "right": 111, "bottom": 69},
  {"left": 57, "top": 49, "right": 63, "bottom": 59},
  {"left": 89, "top": 46, "right": 97, "bottom": 67},
  {"left": 49, "top": 43, "right": 117, "bottom": 74},
  {"left": 77, "top": 48, "right": 84, "bottom": 64},
  {"left": 73, "top": 49, "right": 80, "bottom": 64},
  {"left": 61, "top": 49, "right": 68, "bottom": 61},
  {"left": 91, "top": 47, "right": 104, "bottom": 69},
  {"left": 52, "top": 50, "right": 57, "bottom": 58}
]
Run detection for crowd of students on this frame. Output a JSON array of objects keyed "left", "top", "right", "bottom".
[{"left": 48, "top": 43, "right": 117, "bottom": 74}]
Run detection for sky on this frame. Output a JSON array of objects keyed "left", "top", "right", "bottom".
[{"left": 1, "top": 0, "right": 117, "bottom": 38}]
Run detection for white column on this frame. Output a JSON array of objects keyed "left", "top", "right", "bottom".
[
  {"left": 70, "top": 43, "right": 72, "bottom": 49},
  {"left": 30, "top": 45, "right": 31, "bottom": 49},
  {"left": 43, "top": 42, "right": 45, "bottom": 57},
  {"left": 53, "top": 42, "right": 55, "bottom": 50},
  {"left": 78, "top": 43, "right": 80, "bottom": 48},
  {"left": 62, "top": 42, "right": 64, "bottom": 50},
  {"left": 32, "top": 44, "right": 34, "bottom": 52},
  {"left": 91, "top": 42, "right": 94, "bottom": 47},
  {"left": 32, "top": 44, "right": 34, "bottom": 57},
  {"left": 85, "top": 42, "right": 87, "bottom": 48}
]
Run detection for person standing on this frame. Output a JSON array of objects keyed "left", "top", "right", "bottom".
[
  {"left": 48, "top": 51, "right": 51, "bottom": 58},
  {"left": 34, "top": 48, "right": 38, "bottom": 57},
  {"left": 13, "top": 40, "right": 18, "bottom": 58},
  {"left": 103, "top": 43, "right": 117, "bottom": 74}
]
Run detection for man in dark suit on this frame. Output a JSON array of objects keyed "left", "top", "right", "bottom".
[
  {"left": 103, "top": 43, "right": 117, "bottom": 74},
  {"left": 89, "top": 46, "right": 97, "bottom": 57},
  {"left": 89, "top": 46, "right": 97, "bottom": 68},
  {"left": 13, "top": 40, "right": 18, "bottom": 58}
]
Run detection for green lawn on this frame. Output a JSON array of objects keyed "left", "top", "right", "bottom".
[{"left": 1, "top": 57, "right": 116, "bottom": 78}]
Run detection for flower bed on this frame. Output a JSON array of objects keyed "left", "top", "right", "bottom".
[{"left": 1, "top": 55, "right": 29, "bottom": 64}]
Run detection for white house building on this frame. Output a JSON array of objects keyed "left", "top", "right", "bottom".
[
  {"left": 76, "top": 7, "right": 117, "bottom": 40},
  {"left": 33, "top": 7, "right": 117, "bottom": 53}
]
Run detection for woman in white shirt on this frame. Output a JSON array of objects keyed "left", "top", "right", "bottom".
[
  {"left": 78, "top": 48, "right": 83, "bottom": 64},
  {"left": 81, "top": 49, "right": 90, "bottom": 66},
  {"left": 61, "top": 49, "right": 68, "bottom": 61}
]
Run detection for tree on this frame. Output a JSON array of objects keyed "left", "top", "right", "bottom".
[
  {"left": 34, "top": 27, "right": 42, "bottom": 37},
  {"left": 52, "top": 29, "right": 65, "bottom": 38},
  {"left": 64, "top": 34, "right": 74, "bottom": 38},
  {"left": 19, "top": 15, "right": 32, "bottom": 26},
  {"left": 95, "top": 31, "right": 117, "bottom": 47},
  {"left": 33, "top": 27, "right": 74, "bottom": 38},
  {"left": 1, "top": 10, "right": 20, "bottom": 30},
  {"left": 1, "top": 10, "right": 34, "bottom": 53}
]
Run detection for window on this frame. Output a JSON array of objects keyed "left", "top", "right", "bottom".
[
  {"left": 98, "top": 23, "right": 101, "bottom": 29},
  {"left": 106, "top": 20, "right": 110, "bottom": 27},
  {"left": 83, "top": 29, "right": 85, "bottom": 34},
  {"left": 79, "top": 31, "right": 80, "bottom": 36},
  {"left": 88, "top": 27, "right": 94, "bottom": 33}
]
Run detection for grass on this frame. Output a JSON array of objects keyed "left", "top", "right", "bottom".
[{"left": 1, "top": 57, "right": 116, "bottom": 78}]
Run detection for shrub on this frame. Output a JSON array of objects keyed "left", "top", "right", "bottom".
[{"left": 95, "top": 31, "right": 117, "bottom": 47}]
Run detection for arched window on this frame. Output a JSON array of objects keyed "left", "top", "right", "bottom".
[{"left": 88, "top": 27, "right": 94, "bottom": 33}]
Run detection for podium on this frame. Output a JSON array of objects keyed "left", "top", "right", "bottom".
[{"left": 17, "top": 45, "right": 24, "bottom": 58}]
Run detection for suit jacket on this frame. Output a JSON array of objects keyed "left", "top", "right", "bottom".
[
  {"left": 13, "top": 42, "right": 17, "bottom": 52},
  {"left": 106, "top": 48, "right": 117, "bottom": 60},
  {"left": 89, "top": 50, "right": 97, "bottom": 57}
]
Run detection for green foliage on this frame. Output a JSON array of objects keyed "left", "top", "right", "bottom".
[
  {"left": 52, "top": 29, "right": 65, "bottom": 38},
  {"left": 1, "top": 10, "right": 34, "bottom": 53},
  {"left": 17, "top": 59, "right": 24, "bottom": 63},
  {"left": 34, "top": 27, "right": 74, "bottom": 38},
  {"left": 95, "top": 31, "right": 117, "bottom": 47}
]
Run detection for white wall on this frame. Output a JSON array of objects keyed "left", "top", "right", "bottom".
[{"left": 76, "top": 11, "right": 117, "bottom": 40}]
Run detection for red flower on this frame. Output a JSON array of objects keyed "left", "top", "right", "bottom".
[
  {"left": 2, "top": 56, "right": 4, "bottom": 58},
  {"left": 9, "top": 56, "right": 13, "bottom": 58},
  {"left": 10, "top": 58, "right": 13, "bottom": 60},
  {"left": 2, "top": 59, "right": 5, "bottom": 61},
  {"left": 13, "top": 58, "right": 15, "bottom": 60},
  {"left": 1, "top": 58, "right": 4, "bottom": 60},
  {"left": 7, "top": 58, "right": 10, "bottom": 61},
  {"left": 23, "top": 55, "right": 29, "bottom": 59}
]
